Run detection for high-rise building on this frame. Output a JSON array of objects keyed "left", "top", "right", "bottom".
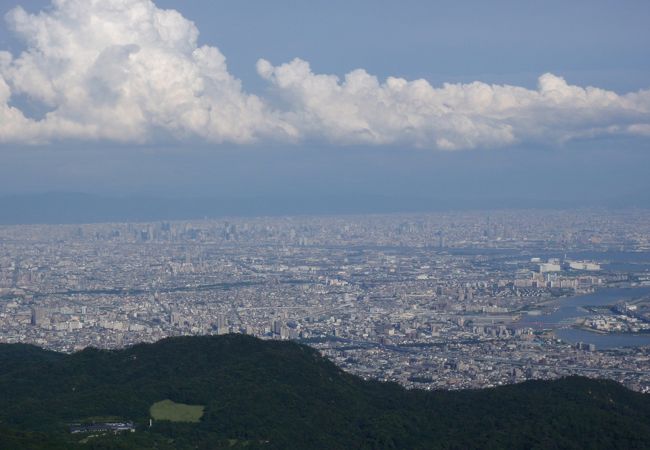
[
  {"left": 216, "top": 314, "right": 228, "bottom": 335},
  {"left": 170, "top": 309, "right": 182, "bottom": 326},
  {"left": 31, "top": 307, "right": 47, "bottom": 326},
  {"left": 272, "top": 320, "right": 283, "bottom": 336}
]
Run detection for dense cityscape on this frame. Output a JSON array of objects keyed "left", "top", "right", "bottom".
[{"left": 1, "top": 209, "right": 650, "bottom": 392}]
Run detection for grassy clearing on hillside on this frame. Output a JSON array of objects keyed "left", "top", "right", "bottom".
[{"left": 150, "top": 400, "right": 205, "bottom": 423}]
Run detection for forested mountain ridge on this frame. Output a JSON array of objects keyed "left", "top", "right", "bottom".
[{"left": 1, "top": 334, "right": 649, "bottom": 449}]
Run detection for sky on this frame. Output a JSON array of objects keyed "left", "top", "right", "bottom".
[{"left": 0, "top": 0, "right": 649, "bottom": 216}]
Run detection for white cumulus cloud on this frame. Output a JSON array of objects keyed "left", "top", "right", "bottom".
[
  {"left": 0, "top": 0, "right": 649, "bottom": 150},
  {"left": 257, "top": 58, "right": 650, "bottom": 150},
  {"left": 0, "top": 0, "right": 294, "bottom": 144}
]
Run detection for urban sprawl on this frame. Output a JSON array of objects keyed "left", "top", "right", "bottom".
[{"left": 1, "top": 210, "right": 650, "bottom": 392}]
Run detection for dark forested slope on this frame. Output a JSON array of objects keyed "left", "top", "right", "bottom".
[{"left": 0, "top": 334, "right": 649, "bottom": 449}]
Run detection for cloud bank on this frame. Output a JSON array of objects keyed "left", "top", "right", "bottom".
[{"left": 1, "top": 0, "right": 649, "bottom": 150}]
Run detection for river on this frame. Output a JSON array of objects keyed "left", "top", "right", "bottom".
[{"left": 517, "top": 286, "right": 650, "bottom": 349}]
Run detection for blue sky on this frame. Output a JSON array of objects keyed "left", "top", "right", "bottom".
[
  {"left": 0, "top": 0, "right": 648, "bottom": 212},
  {"left": 5, "top": 0, "right": 647, "bottom": 90},
  {"left": 156, "top": 0, "right": 650, "bottom": 92}
]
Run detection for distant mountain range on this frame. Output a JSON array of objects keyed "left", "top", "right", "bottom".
[
  {"left": 1, "top": 192, "right": 646, "bottom": 225},
  {"left": 1, "top": 334, "right": 649, "bottom": 449}
]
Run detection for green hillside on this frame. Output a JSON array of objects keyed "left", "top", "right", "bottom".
[{"left": 0, "top": 334, "right": 649, "bottom": 449}]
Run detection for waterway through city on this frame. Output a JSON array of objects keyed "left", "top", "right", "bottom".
[{"left": 517, "top": 286, "right": 650, "bottom": 349}]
